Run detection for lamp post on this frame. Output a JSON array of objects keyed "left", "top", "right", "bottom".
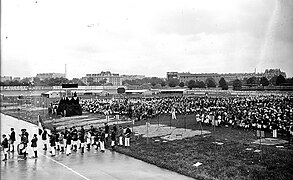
[
  {"left": 184, "top": 113, "right": 187, "bottom": 131},
  {"left": 170, "top": 114, "right": 172, "bottom": 129},
  {"left": 157, "top": 112, "right": 160, "bottom": 129},
  {"left": 42, "top": 101, "right": 45, "bottom": 117},
  {"left": 146, "top": 119, "right": 149, "bottom": 144},
  {"left": 17, "top": 108, "right": 20, "bottom": 121}
]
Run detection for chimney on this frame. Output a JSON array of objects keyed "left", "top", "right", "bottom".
[{"left": 65, "top": 64, "right": 67, "bottom": 78}]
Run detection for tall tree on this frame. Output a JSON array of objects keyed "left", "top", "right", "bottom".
[
  {"left": 149, "top": 77, "right": 164, "bottom": 87},
  {"left": 233, "top": 79, "right": 242, "bottom": 90},
  {"left": 269, "top": 76, "right": 278, "bottom": 85},
  {"left": 187, "top": 80, "right": 196, "bottom": 89},
  {"left": 179, "top": 81, "right": 185, "bottom": 87},
  {"left": 160, "top": 81, "right": 166, "bottom": 87},
  {"left": 140, "top": 83, "right": 151, "bottom": 89},
  {"left": 246, "top": 76, "right": 259, "bottom": 86},
  {"left": 99, "top": 78, "right": 107, "bottom": 85},
  {"left": 219, "top": 77, "right": 228, "bottom": 90},
  {"left": 20, "top": 78, "right": 31, "bottom": 85},
  {"left": 276, "top": 75, "right": 286, "bottom": 85},
  {"left": 168, "top": 78, "right": 179, "bottom": 87},
  {"left": 285, "top": 78, "right": 293, "bottom": 86},
  {"left": 206, "top": 78, "right": 216, "bottom": 88},
  {"left": 151, "top": 82, "right": 157, "bottom": 87},
  {"left": 260, "top": 77, "right": 269, "bottom": 86},
  {"left": 153, "top": 84, "right": 162, "bottom": 89},
  {"left": 33, "top": 77, "right": 41, "bottom": 86},
  {"left": 105, "top": 82, "right": 113, "bottom": 86},
  {"left": 198, "top": 81, "right": 206, "bottom": 88}
]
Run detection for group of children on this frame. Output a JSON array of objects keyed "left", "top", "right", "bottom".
[
  {"left": 1, "top": 123, "right": 132, "bottom": 161},
  {"left": 1, "top": 128, "right": 38, "bottom": 161},
  {"left": 41, "top": 123, "right": 132, "bottom": 157}
]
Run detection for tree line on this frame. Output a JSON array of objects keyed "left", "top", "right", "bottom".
[
  {"left": 1, "top": 75, "right": 292, "bottom": 90},
  {"left": 0, "top": 77, "right": 86, "bottom": 86},
  {"left": 232, "top": 75, "right": 293, "bottom": 90}
]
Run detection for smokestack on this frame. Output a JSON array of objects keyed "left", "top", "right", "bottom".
[{"left": 65, "top": 64, "right": 67, "bottom": 78}]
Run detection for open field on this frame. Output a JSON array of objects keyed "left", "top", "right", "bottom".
[{"left": 115, "top": 114, "right": 293, "bottom": 180}]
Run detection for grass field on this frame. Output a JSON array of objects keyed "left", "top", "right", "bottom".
[
  {"left": 2, "top": 107, "right": 293, "bottom": 180},
  {"left": 116, "top": 114, "right": 293, "bottom": 180}
]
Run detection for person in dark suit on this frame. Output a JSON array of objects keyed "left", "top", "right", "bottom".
[
  {"left": 9, "top": 128, "right": 16, "bottom": 152},
  {"left": 110, "top": 130, "right": 116, "bottom": 150},
  {"left": 49, "top": 134, "right": 56, "bottom": 156},
  {"left": 31, "top": 134, "right": 38, "bottom": 158},
  {"left": 71, "top": 92, "right": 79, "bottom": 105},
  {"left": 42, "top": 129, "right": 48, "bottom": 150},
  {"left": 79, "top": 127, "right": 85, "bottom": 153},
  {"left": 104, "top": 123, "right": 109, "bottom": 143},
  {"left": 1, "top": 134, "right": 9, "bottom": 161},
  {"left": 100, "top": 130, "right": 105, "bottom": 152}
]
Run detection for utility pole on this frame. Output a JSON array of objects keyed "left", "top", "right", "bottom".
[
  {"left": 184, "top": 113, "right": 187, "bottom": 131},
  {"left": 146, "top": 119, "right": 149, "bottom": 144},
  {"left": 170, "top": 114, "right": 171, "bottom": 129},
  {"left": 157, "top": 113, "right": 160, "bottom": 129}
]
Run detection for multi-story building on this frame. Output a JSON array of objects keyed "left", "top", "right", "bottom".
[
  {"left": 82, "top": 71, "right": 122, "bottom": 86},
  {"left": 36, "top": 73, "right": 66, "bottom": 80},
  {"left": 167, "top": 69, "right": 287, "bottom": 85},
  {"left": 0, "top": 76, "right": 12, "bottom": 82}
]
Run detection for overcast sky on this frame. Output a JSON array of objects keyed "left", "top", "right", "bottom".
[{"left": 1, "top": 0, "right": 293, "bottom": 79}]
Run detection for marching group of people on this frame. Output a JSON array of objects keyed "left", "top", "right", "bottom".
[
  {"left": 1, "top": 123, "right": 132, "bottom": 161},
  {"left": 1, "top": 128, "right": 37, "bottom": 161},
  {"left": 81, "top": 95, "right": 293, "bottom": 137},
  {"left": 41, "top": 123, "right": 132, "bottom": 157}
]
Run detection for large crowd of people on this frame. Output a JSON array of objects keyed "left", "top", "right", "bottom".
[
  {"left": 80, "top": 95, "right": 293, "bottom": 136},
  {"left": 2, "top": 94, "right": 293, "bottom": 161}
]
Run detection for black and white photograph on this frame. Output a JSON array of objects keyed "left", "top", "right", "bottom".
[{"left": 1, "top": 0, "right": 293, "bottom": 179}]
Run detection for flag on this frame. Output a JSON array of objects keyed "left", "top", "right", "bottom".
[{"left": 38, "top": 115, "right": 43, "bottom": 135}]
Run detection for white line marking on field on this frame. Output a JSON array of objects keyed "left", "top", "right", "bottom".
[{"left": 39, "top": 153, "right": 91, "bottom": 180}]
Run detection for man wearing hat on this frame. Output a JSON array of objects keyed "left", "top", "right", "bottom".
[
  {"left": 31, "top": 134, "right": 38, "bottom": 158},
  {"left": 124, "top": 125, "right": 132, "bottom": 147},
  {"left": 9, "top": 128, "right": 16, "bottom": 152},
  {"left": 19, "top": 129, "right": 28, "bottom": 160},
  {"left": 42, "top": 129, "right": 48, "bottom": 150},
  {"left": 1, "top": 134, "right": 9, "bottom": 161}
]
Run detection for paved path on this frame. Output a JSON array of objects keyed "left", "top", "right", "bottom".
[{"left": 1, "top": 113, "right": 195, "bottom": 180}]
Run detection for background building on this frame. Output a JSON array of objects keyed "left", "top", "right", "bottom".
[
  {"left": 167, "top": 69, "right": 286, "bottom": 85},
  {"left": 36, "top": 73, "right": 66, "bottom": 80},
  {"left": 82, "top": 71, "right": 122, "bottom": 86},
  {"left": 0, "top": 76, "right": 12, "bottom": 82}
]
